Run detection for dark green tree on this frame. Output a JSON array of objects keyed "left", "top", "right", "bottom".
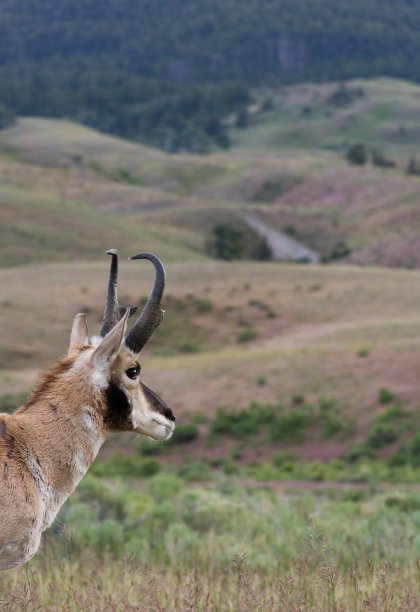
[
  {"left": 346, "top": 143, "right": 368, "bottom": 166},
  {"left": 208, "top": 224, "right": 244, "bottom": 260}
]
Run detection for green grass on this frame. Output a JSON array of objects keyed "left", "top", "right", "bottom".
[{"left": 2, "top": 474, "right": 420, "bottom": 610}]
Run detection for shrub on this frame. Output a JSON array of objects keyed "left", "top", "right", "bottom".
[
  {"left": 320, "top": 412, "right": 342, "bottom": 438},
  {"left": 91, "top": 453, "right": 162, "bottom": 478},
  {"left": 372, "top": 149, "right": 396, "bottom": 168},
  {"left": 344, "top": 444, "right": 375, "bottom": 463},
  {"left": 236, "top": 326, "right": 258, "bottom": 343},
  {"left": 407, "top": 156, "right": 420, "bottom": 176},
  {"left": 346, "top": 143, "right": 367, "bottom": 165},
  {"left": 389, "top": 433, "right": 420, "bottom": 468},
  {"left": 385, "top": 493, "right": 420, "bottom": 512},
  {"left": 366, "top": 424, "right": 397, "bottom": 449},
  {"left": 357, "top": 348, "right": 369, "bottom": 357},
  {"left": 378, "top": 387, "right": 395, "bottom": 404},
  {"left": 270, "top": 410, "right": 313, "bottom": 442},
  {"left": 169, "top": 423, "right": 199, "bottom": 445},
  {"left": 178, "top": 461, "right": 213, "bottom": 482},
  {"left": 273, "top": 451, "right": 298, "bottom": 467},
  {"left": 375, "top": 403, "right": 404, "bottom": 423},
  {"left": 328, "top": 241, "right": 351, "bottom": 261},
  {"left": 194, "top": 298, "right": 212, "bottom": 312},
  {"left": 147, "top": 473, "right": 183, "bottom": 501},
  {"left": 291, "top": 393, "right": 305, "bottom": 405},
  {"left": 319, "top": 396, "right": 337, "bottom": 412},
  {"left": 211, "top": 402, "right": 276, "bottom": 439},
  {"left": 177, "top": 339, "right": 199, "bottom": 353}
]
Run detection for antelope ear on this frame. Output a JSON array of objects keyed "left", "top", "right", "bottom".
[
  {"left": 92, "top": 309, "right": 129, "bottom": 369},
  {"left": 68, "top": 313, "right": 89, "bottom": 357}
]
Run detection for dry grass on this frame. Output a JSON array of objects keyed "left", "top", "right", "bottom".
[{"left": 0, "top": 548, "right": 420, "bottom": 611}]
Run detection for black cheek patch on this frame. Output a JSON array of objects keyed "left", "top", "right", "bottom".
[
  {"left": 103, "top": 381, "right": 133, "bottom": 430},
  {"left": 141, "top": 383, "right": 175, "bottom": 422}
]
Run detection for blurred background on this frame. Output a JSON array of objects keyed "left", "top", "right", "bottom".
[{"left": 2, "top": 1, "right": 420, "bottom": 608}]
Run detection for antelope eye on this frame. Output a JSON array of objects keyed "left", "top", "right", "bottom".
[{"left": 125, "top": 365, "right": 140, "bottom": 380}]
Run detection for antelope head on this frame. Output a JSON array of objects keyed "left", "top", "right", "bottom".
[
  {"left": 69, "top": 250, "right": 175, "bottom": 441},
  {"left": 0, "top": 250, "right": 175, "bottom": 571}
]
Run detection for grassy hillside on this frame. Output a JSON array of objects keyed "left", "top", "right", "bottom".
[
  {"left": 3, "top": 259, "right": 420, "bottom": 469},
  {"left": 2, "top": 79, "right": 420, "bottom": 469},
  {"left": 4, "top": 79, "right": 420, "bottom": 268}
]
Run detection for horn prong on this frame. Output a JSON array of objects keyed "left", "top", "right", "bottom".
[{"left": 99, "top": 249, "right": 136, "bottom": 339}]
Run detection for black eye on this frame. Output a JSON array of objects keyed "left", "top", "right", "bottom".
[{"left": 125, "top": 365, "right": 140, "bottom": 380}]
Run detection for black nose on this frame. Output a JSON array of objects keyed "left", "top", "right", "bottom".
[
  {"left": 165, "top": 407, "right": 176, "bottom": 422},
  {"left": 141, "top": 382, "right": 175, "bottom": 422}
]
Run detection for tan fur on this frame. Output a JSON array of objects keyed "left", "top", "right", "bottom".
[{"left": 0, "top": 313, "right": 175, "bottom": 570}]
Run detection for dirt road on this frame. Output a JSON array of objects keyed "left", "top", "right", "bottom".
[{"left": 242, "top": 213, "right": 320, "bottom": 263}]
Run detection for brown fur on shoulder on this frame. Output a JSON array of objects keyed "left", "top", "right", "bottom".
[{"left": 18, "top": 355, "right": 79, "bottom": 412}]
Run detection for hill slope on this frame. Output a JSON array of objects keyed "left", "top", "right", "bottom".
[{"left": 4, "top": 79, "right": 420, "bottom": 268}]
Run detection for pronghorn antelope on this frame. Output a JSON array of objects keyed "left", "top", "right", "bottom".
[{"left": 0, "top": 251, "right": 175, "bottom": 570}]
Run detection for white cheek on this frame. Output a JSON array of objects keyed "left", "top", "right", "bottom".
[{"left": 131, "top": 392, "right": 149, "bottom": 429}]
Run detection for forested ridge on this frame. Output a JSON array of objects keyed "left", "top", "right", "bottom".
[{"left": 1, "top": 0, "right": 419, "bottom": 150}]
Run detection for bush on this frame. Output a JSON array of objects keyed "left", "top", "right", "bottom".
[
  {"left": 169, "top": 423, "right": 199, "bottom": 445},
  {"left": 273, "top": 451, "right": 298, "bottom": 467},
  {"left": 378, "top": 387, "right": 395, "bottom": 404},
  {"left": 270, "top": 410, "right": 313, "bottom": 442},
  {"left": 177, "top": 339, "right": 199, "bottom": 353},
  {"left": 178, "top": 461, "right": 213, "bottom": 482},
  {"left": 211, "top": 402, "right": 276, "bottom": 439},
  {"left": 344, "top": 444, "right": 375, "bottom": 464},
  {"left": 389, "top": 433, "right": 420, "bottom": 468},
  {"left": 372, "top": 149, "right": 396, "bottom": 168},
  {"left": 91, "top": 453, "right": 162, "bottom": 478},
  {"left": 194, "top": 298, "right": 213, "bottom": 312},
  {"left": 366, "top": 424, "right": 397, "bottom": 449},
  {"left": 236, "top": 326, "right": 258, "bottom": 343},
  {"left": 147, "top": 473, "right": 183, "bottom": 502},
  {"left": 328, "top": 241, "right": 352, "bottom": 261},
  {"left": 346, "top": 143, "right": 367, "bottom": 165},
  {"left": 320, "top": 412, "right": 342, "bottom": 437},
  {"left": 375, "top": 403, "right": 404, "bottom": 423},
  {"left": 407, "top": 156, "right": 420, "bottom": 176}
]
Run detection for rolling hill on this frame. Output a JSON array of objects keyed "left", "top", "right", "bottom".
[
  {"left": 2, "top": 78, "right": 420, "bottom": 472},
  {"left": 3, "top": 79, "right": 420, "bottom": 267}
]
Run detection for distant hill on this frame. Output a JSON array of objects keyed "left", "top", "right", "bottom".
[
  {"left": 1, "top": 0, "right": 419, "bottom": 84},
  {"left": 1, "top": 0, "right": 420, "bottom": 150},
  {"left": 4, "top": 77, "right": 420, "bottom": 269}
]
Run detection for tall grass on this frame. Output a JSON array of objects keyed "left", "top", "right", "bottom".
[{"left": 2, "top": 475, "right": 420, "bottom": 609}]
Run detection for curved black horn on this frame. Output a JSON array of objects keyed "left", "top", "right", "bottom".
[
  {"left": 124, "top": 253, "right": 166, "bottom": 354},
  {"left": 99, "top": 249, "right": 137, "bottom": 338}
]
